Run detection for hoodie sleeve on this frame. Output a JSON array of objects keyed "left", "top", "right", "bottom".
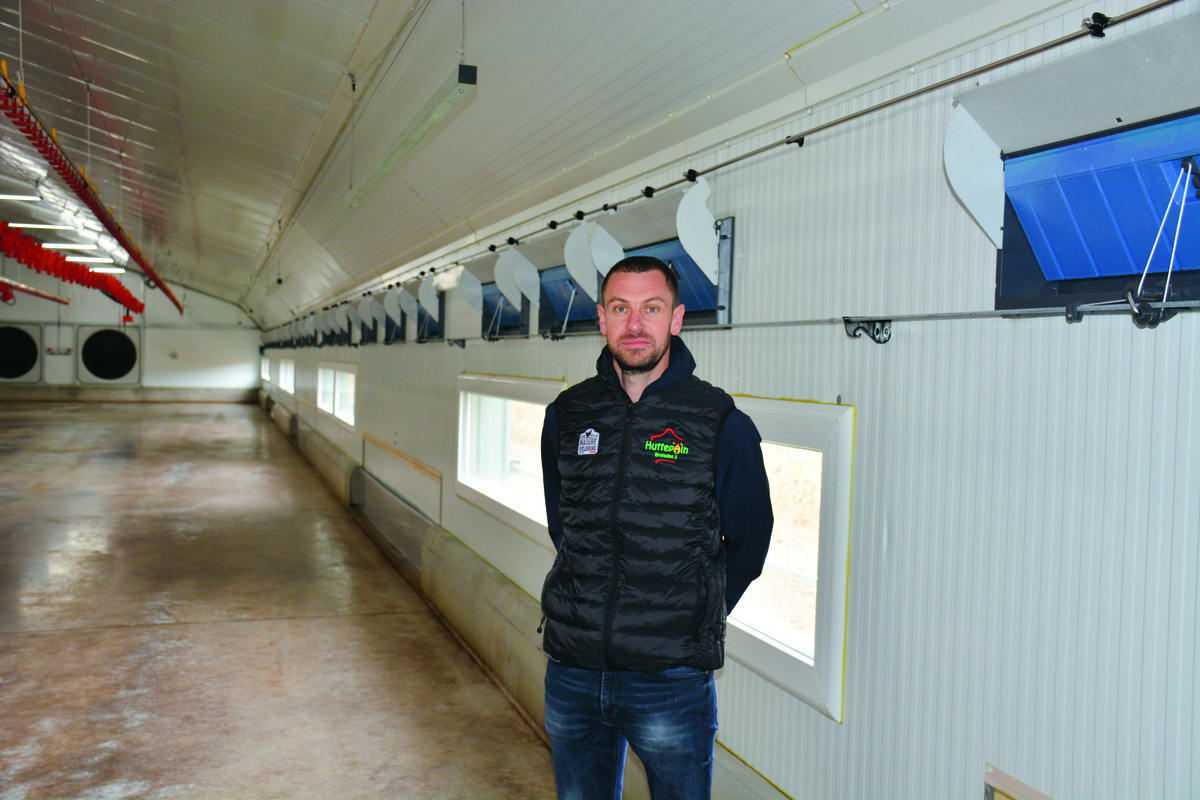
[
  {"left": 716, "top": 409, "right": 773, "bottom": 611},
  {"left": 541, "top": 402, "right": 563, "bottom": 552}
]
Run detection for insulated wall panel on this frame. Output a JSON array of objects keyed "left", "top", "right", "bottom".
[{"left": 282, "top": 4, "right": 1200, "bottom": 799}]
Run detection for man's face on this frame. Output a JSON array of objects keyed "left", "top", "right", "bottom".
[{"left": 597, "top": 270, "right": 685, "bottom": 376}]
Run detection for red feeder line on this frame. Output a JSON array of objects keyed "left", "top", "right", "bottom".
[
  {"left": 0, "top": 221, "right": 144, "bottom": 314},
  {"left": 0, "top": 63, "right": 182, "bottom": 314},
  {"left": 0, "top": 274, "right": 70, "bottom": 305}
]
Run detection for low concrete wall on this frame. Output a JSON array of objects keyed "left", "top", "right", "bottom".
[
  {"left": 347, "top": 468, "right": 786, "bottom": 800},
  {"left": 292, "top": 416, "right": 358, "bottom": 505},
  {"left": 0, "top": 385, "right": 258, "bottom": 403},
  {"left": 265, "top": 402, "right": 357, "bottom": 506},
  {"left": 352, "top": 469, "right": 548, "bottom": 734},
  {"left": 266, "top": 409, "right": 785, "bottom": 800}
]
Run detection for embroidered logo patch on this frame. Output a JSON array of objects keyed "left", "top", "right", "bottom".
[
  {"left": 644, "top": 428, "right": 688, "bottom": 464},
  {"left": 578, "top": 428, "right": 600, "bottom": 455}
]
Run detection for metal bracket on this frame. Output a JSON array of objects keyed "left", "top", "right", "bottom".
[
  {"left": 447, "top": 338, "right": 466, "bottom": 349},
  {"left": 1124, "top": 285, "right": 1179, "bottom": 329},
  {"left": 843, "top": 317, "right": 891, "bottom": 343}
]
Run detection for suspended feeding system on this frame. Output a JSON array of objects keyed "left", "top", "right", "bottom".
[
  {"left": 0, "top": 221, "right": 144, "bottom": 314},
  {"left": 0, "top": 60, "right": 182, "bottom": 314},
  {"left": 0, "top": 273, "right": 70, "bottom": 305}
]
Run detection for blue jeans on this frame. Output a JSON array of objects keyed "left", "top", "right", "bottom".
[{"left": 544, "top": 658, "right": 717, "bottom": 800}]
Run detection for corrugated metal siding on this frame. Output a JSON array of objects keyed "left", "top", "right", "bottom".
[
  {"left": 270, "top": 4, "right": 1200, "bottom": 797},
  {"left": 696, "top": 315, "right": 1198, "bottom": 799}
]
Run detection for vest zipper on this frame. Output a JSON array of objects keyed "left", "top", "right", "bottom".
[{"left": 603, "top": 401, "right": 634, "bottom": 669}]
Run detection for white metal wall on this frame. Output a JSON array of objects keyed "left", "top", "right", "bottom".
[
  {"left": 0, "top": 265, "right": 260, "bottom": 389},
  {"left": 265, "top": 3, "right": 1200, "bottom": 797}
]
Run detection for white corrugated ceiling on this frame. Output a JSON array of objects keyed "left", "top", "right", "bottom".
[{"left": 0, "top": 0, "right": 1013, "bottom": 325}]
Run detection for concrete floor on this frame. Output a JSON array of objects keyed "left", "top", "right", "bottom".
[{"left": 0, "top": 402, "right": 556, "bottom": 799}]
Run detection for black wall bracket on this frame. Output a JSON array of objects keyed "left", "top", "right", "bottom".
[{"left": 844, "top": 318, "right": 892, "bottom": 343}]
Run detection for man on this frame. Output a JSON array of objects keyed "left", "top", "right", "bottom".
[{"left": 539, "top": 255, "right": 773, "bottom": 799}]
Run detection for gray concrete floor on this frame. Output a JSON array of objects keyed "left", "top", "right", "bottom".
[{"left": 0, "top": 402, "right": 556, "bottom": 799}]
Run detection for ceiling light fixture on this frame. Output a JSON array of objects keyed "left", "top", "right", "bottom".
[
  {"left": 44, "top": 243, "right": 98, "bottom": 250},
  {"left": 87, "top": 266, "right": 125, "bottom": 274},
  {"left": 0, "top": 193, "right": 40, "bottom": 201},
  {"left": 345, "top": 64, "right": 477, "bottom": 208},
  {"left": 66, "top": 256, "right": 114, "bottom": 263},
  {"left": 10, "top": 222, "right": 72, "bottom": 229}
]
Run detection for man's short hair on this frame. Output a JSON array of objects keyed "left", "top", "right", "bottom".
[{"left": 600, "top": 256, "right": 680, "bottom": 307}]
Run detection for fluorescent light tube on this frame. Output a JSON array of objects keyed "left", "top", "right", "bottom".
[
  {"left": 87, "top": 266, "right": 126, "bottom": 273},
  {"left": 66, "top": 256, "right": 115, "bottom": 263},
  {"left": 0, "top": 194, "right": 41, "bottom": 201},
  {"left": 11, "top": 223, "right": 73, "bottom": 229},
  {"left": 45, "top": 243, "right": 99, "bottom": 250},
  {"left": 346, "top": 64, "right": 477, "bottom": 208}
]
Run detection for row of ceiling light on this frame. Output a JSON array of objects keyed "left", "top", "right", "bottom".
[{"left": 0, "top": 107, "right": 134, "bottom": 268}]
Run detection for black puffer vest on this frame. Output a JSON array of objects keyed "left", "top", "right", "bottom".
[{"left": 541, "top": 339, "right": 735, "bottom": 671}]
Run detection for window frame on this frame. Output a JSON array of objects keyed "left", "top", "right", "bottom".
[
  {"left": 278, "top": 358, "right": 295, "bottom": 395},
  {"left": 334, "top": 369, "right": 356, "bottom": 426},
  {"left": 261, "top": 356, "right": 270, "bottom": 382},
  {"left": 727, "top": 395, "right": 855, "bottom": 723},
  {"left": 454, "top": 373, "right": 565, "bottom": 549},
  {"left": 317, "top": 366, "right": 335, "bottom": 413},
  {"left": 317, "top": 361, "right": 356, "bottom": 430}
]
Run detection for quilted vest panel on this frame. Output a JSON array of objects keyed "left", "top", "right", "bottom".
[{"left": 541, "top": 373, "right": 734, "bottom": 671}]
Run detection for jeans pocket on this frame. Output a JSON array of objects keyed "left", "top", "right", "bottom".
[{"left": 654, "top": 664, "right": 710, "bottom": 680}]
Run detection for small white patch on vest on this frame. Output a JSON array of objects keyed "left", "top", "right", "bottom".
[{"left": 578, "top": 428, "right": 599, "bottom": 455}]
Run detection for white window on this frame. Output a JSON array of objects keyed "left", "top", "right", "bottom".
[
  {"left": 279, "top": 358, "right": 295, "bottom": 394},
  {"left": 261, "top": 356, "right": 270, "bottom": 381},
  {"left": 334, "top": 370, "right": 356, "bottom": 426},
  {"left": 455, "top": 374, "right": 565, "bottom": 545},
  {"left": 317, "top": 367, "right": 335, "bottom": 413},
  {"left": 318, "top": 362, "right": 356, "bottom": 427},
  {"left": 727, "top": 397, "right": 854, "bottom": 723}
]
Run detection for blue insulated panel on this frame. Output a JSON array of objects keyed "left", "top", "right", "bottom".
[
  {"left": 629, "top": 238, "right": 718, "bottom": 312},
  {"left": 1005, "top": 112, "right": 1199, "bottom": 281},
  {"left": 540, "top": 265, "right": 599, "bottom": 323},
  {"left": 481, "top": 282, "right": 521, "bottom": 329}
]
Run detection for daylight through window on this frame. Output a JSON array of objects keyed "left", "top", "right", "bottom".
[
  {"left": 458, "top": 393, "right": 545, "bottom": 524},
  {"left": 279, "top": 359, "right": 295, "bottom": 394},
  {"left": 725, "top": 396, "right": 854, "bottom": 722},
  {"left": 318, "top": 363, "right": 356, "bottom": 426},
  {"left": 318, "top": 368, "right": 335, "bottom": 413},
  {"left": 730, "top": 443, "right": 823, "bottom": 661},
  {"left": 455, "top": 374, "right": 566, "bottom": 545}
]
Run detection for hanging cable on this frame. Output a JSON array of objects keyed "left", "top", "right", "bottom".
[
  {"left": 1162, "top": 159, "right": 1191, "bottom": 302},
  {"left": 17, "top": 0, "right": 23, "bottom": 87},
  {"left": 349, "top": 73, "right": 356, "bottom": 190},
  {"left": 85, "top": 79, "right": 92, "bottom": 179},
  {"left": 460, "top": 0, "right": 466, "bottom": 63}
]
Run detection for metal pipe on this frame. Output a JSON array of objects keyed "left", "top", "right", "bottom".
[{"left": 292, "top": 0, "right": 1184, "bottom": 323}]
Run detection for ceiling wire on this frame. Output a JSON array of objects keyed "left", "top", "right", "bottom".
[
  {"left": 16, "top": 0, "right": 23, "bottom": 85},
  {"left": 460, "top": 0, "right": 466, "bottom": 63},
  {"left": 347, "top": 0, "right": 432, "bottom": 132},
  {"left": 47, "top": 2, "right": 123, "bottom": 177},
  {"left": 85, "top": 80, "right": 91, "bottom": 177},
  {"left": 241, "top": 0, "right": 434, "bottom": 304}
]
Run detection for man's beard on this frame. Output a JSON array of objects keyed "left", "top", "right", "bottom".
[{"left": 611, "top": 334, "right": 670, "bottom": 376}]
